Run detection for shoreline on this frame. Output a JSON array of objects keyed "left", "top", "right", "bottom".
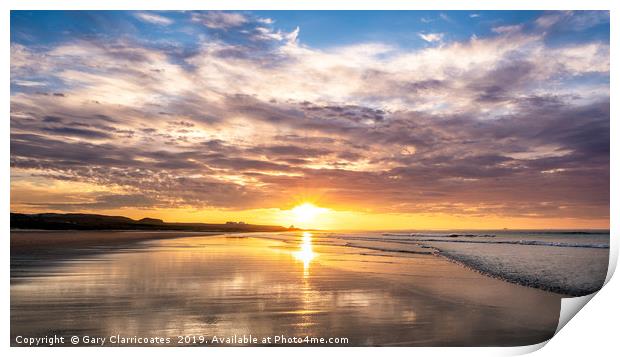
[{"left": 433, "top": 249, "right": 599, "bottom": 297}]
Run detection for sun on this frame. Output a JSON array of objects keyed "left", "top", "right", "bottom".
[{"left": 291, "top": 203, "right": 328, "bottom": 225}]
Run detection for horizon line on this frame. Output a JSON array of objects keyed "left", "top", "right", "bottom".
[{"left": 10, "top": 212, "right": 610, "bottom": 231}]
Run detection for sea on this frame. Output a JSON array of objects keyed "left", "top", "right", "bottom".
[{"left": 252, "top": 229, "right": 610, "bottom": 296}]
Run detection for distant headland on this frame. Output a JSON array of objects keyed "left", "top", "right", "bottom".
[{"left": 10, "top": 212, "right": 299, "bottom": 233}]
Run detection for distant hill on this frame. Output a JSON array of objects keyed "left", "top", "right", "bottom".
[{"left": 10, "top": 213, "right": 298, "bottom": 233}]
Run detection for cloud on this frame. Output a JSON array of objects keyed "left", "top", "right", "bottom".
[
  {"left": 536, "top": 10, "right": 609, "bottom": 31},
  {"left": 439, "top": 13, "right": 451, "bottom": 22},
  {"left": 418, "top": 32, "right": 444, "bottom": 43},
  {"left": 492, "top": 24, "right": 523, "bottom": 34},
  {"left": 191, "top": 11, "right": 248, "bottom": 29},
  {"left": 134, "top": 12, "right": 173, "bottom": 26},
  {"left": 42, "top": 126, "right": 113, "bottom": 139},
  {"left": 535, "top": 13, "right": 563, "bottom": 28},
  {"left": 286, "top": 26, "right": 300, "bottom": 44},
  {"left": 23, "top": 193, "right": 160, "bottom": 210},
  {"left": 12, "top": 80, "right": 46, "bottom": 87},
  {"left": 258, "top": 17, "right": 274, "bottom": 25},
  {"left": 251, "top": 25, "right": 299, "bottom": 44}
]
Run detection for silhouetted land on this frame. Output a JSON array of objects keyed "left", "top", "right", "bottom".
[
  {"left": 11, "top": 212, "right": 296, "bottom": 232},
  {"left": 10, "top": 212, "right": 298, "bottom": 253}
]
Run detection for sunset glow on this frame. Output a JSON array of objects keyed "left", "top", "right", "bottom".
[
  {"left": 10, "top": 10, "right": 610, "bottom": 229},
  {"left": 291, "top": 203, "right": 329, "bottom": 225}
]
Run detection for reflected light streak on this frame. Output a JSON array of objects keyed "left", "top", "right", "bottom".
[{"left": 293, "top": 232, "right": 316, "bottom": 277}]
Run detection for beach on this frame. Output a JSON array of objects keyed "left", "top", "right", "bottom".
[
  {"left": 11, "top": 231, "right": 566, "bottom": 347},
  {"left": 10, "top": 230, "right": 220, "bottom": 253}
]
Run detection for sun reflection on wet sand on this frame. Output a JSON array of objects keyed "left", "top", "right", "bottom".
[
  {"left": 293, "top": 232, "right": 316, "bottom": 278},
  {"left": 10, "top": 233, "right": 562, "bottom": 346}
]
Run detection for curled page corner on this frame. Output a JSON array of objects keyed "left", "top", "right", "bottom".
[
  {"left": 554, "top": 240, "right": 617, "bottom": 336},
  {"left": 516, "top": 236, "right": 617, "bottom": 355},
  {"left": 604, "top": 236, "right": 618, "bottom": 285},
  {"left": 506, "top": 340, "right": 549, "bottom": 355},
  {"left": 555, "top": 293, "right": 596, "bottom": 334},
  {"left": 518, "top": 292, "right": 601, "bottom": 355}
]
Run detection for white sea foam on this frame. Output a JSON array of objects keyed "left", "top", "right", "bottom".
[{"left": 321, "top": 231, "right": 610, "bottom": 296}]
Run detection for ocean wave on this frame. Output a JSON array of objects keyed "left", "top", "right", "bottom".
[
  {"left": 347, "top": 234, "right": 610, "bottom": 249},
  {"left": 404, "top": 238, "right": 609, "bottom": 249},
  {"left": 384, "top": 233, "right": 497, "bottom": 238},
  {"left": 316, "top": 232, "right": 609, "bottom": 297},
  {"left": 533, "top": 231, "right": 608, "bottom": 235},
  {"left": 435, "top": 250, "right": 608, "bottom": 297},
  {"left": 338, "top": 235, "right": 608, "bottom": 296},
  {"left": 344, "top": 242, "right": 435, "bottom": 255},
  {"left": 383, "top": 231, "right": 607, "bottom": 238}
]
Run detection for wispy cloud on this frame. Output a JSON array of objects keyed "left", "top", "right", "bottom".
[
  {"left": 191, "top": 11, "right": 248, "bottom": 29},
  {"left": 492, "top": 24, "right": 524, "bottom": 34},
  {"left": 12, "top": 79, "right": 46, "bottom": 87},
  {"left": 418, "top": 32, "right": 444, "bottom": 43},
  {"left": 439, "top": 13, "right": 452, "bottom": 22},
  {"left": 536, "top": 10, "right": 609, "bottom": 30},
  {"left": 258, "top": 17, "right": 274, "bottom": 25},
  {"left": 134, "top": 12, "right": 173, "bottom": 26}
]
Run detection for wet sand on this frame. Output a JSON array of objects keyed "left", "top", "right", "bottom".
[
  {"left": 11, "top": 230, "right": 217, "bottom": 253},
  {"left": 10, "top": 231, "right": 563, "bottom": 346}
]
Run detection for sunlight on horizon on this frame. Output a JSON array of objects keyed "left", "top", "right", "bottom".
[
  {"left": 291, "top": 203, "right": 330, "bottom": 227},
  {"left": 54, "top": 205, "right": 611, "bottom": 231}
]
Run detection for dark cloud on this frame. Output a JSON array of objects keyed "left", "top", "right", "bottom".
[
  {"left": 27, "top": 193, "right": 160, "bottom": 210},
  {"left": 469, "top": 61, "right": 535, "bottom": 103},
  {"left": 10, "top": 95, "right": 609, "bottom": 217},
  {"left": 42, "top": 126, "right": 113, "bottom": 139}
]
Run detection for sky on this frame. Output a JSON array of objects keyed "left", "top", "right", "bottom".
[{"left": 10, "top": 10, "right": 610, "bottom": 230}]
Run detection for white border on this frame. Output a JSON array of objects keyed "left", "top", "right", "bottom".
[
  {"left": 2, "top": 1, "right": 616, "bottom": 356},
  {"left": 1, "top": 0, "right": 617, "bottom": 10}
]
